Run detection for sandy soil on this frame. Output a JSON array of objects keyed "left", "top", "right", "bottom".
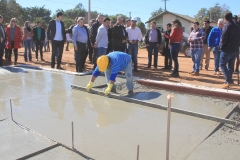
[{"left": 2, "top": 45, "right": 240, "bottom": 91}]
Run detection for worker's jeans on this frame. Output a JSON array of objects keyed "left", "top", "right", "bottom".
[
  {"left": 105, "top": 61, "right": 134, "bottom": 91},
  {"left": 190, "top": 49, "right": 203, "bottom": 72},
  {"left": 220, "top": 51, "right": 238, "bottom": 84}
]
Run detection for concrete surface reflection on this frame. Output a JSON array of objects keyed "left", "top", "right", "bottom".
[{"left": 85, "top": 94, "right": 134, "bottom": 128}]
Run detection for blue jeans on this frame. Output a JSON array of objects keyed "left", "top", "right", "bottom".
[
  {"left": 24, "top": 39, "right": 32, "bottom": 61},
  {"left": 190, "top": 49, "right": 203, "bottom": 72},
  {"left": 43, "top": 41, "right": 48, "bottom": 51},
  {"left": 212, "top": 47, "right": 220, "bottom": 72},
  {"left": 170, "top": 43, "right": 180, "bottom": 73},
  {"left": 105, "top": 61, "right": 134, "bottom": 91},
  {"left": 220, "top": 51, "right": 238, "bottom": 83},
  {"left": 97, "top": 47, "right": 107, "bottom": 58},
  {"left": 128, "top": 43, "right": 138, "bottom": 70}
]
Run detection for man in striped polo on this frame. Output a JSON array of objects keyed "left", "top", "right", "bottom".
[{"left": 86, "top": 51, "right": 134, "bottom": 95}]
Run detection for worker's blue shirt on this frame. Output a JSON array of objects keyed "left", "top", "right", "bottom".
[{"left": 92, "top": 52, "right": 131, "bottom": 81}]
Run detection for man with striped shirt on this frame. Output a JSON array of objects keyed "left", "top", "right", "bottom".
[
  {"left": 188, "top": 22, "right": 205, "bottom": 76},
  {"left": 86, "top": 51, "right": 133, "bottom": 95}
]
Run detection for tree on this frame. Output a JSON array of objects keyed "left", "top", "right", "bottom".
[
  {"left": 194, "top": 3, "right": 231, "bottom": 24},
  {"left": 22, "top": 6, "right": 52, "bottom": 26},
  {"left": 194, "top": 8, "right": 209, "bottom": 25},
  {"left": 150, "top": 7, "right": 163, "bottom": 18},
  {"left": 137, "top": 22, "right": 146, "bottom": 36},
  {"left": 0, "top": 0, "right": 24, "bottom": 25}
]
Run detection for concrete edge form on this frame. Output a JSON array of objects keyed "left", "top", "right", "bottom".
[
  {"left": 71, "top": 84, "right": 239, "bottom": 126},
  {"left": 136, "top": 79, "right": 240, "bottom": 101},
  {"left": 16, "top": 144, "right": 61, "bottom": 160}
]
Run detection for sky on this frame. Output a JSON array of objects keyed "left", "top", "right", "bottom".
[{"left": 16, "top": 0, "right": 239, "bottom": 23}]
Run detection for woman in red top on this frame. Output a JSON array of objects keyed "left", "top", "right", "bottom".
[
  {"left": 5, "top": 18, "right": 22, "bottom": 65},
  {"left": 163, "top": 19, "right": 183, "bottom": 77}
]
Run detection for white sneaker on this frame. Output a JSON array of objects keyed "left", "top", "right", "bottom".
[{"left": 214, "top": 71, "right": 220, "bottom": 75}]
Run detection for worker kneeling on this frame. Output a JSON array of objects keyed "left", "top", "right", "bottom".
[{"left": 86, "top": 51, "right": 134, "bottom": 95}]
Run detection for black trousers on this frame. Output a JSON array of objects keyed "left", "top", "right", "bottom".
[
  {"left": 7, "top": 41, "right": 18, "bottom": 62},
  {"left": 75, "top": 41, "right": 86, "bottom": 72},
  {"left": 92, "top": 47, "right": 98, "bottom": 70},
  {"left": 147, "top": 42, "right": 158, "bottom": 67},
  {"left": 163, "top": 46, "right": 172, "bottom": 68},
  {"left": 51, "top": 40, "right": 64, "bottom": 69},
  {"left": 87, "top": 44, "right": 93, "bottom": 61},
  {"left": 35, "top": 40, "right": 43, "bottom": 60},
  {"left": 113, "top": 46, "right": 125, "bottom": 52},
  {"left": 0, "top": 41, "right": 4, "bottom": 66}
]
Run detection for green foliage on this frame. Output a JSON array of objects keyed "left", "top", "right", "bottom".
[
  {"left": 137, "top": 22, "right": 146, "bottom": 36},
  {"left": 0, "top": 0, "right": 24, "bottom": 25},
  {"left": 22, "top": 6, "right": 51, "bottom": 26},
  {"left": 150, "top": 7, "right": 163, "bottom": 18},
  {"left": 62, "top": 18, "right": 75, "bottom": 28},
  {"left": 194, "top": 3, "right": 231, "bottom": 25},
  {"left": 32, "top": 17, "right": 48, "bottom": 28}
]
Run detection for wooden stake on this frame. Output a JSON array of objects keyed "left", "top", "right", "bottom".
[
  {"left": 10, "top": 99, "right": 13, "bottom": 121},
  {"left": 72, "top": 121, "right": 74, "bottom": 149},
  {"left": 166, "top": 94, "right": 173, "bottom": 160},
  {"left": 137, "top": 145, "right": 139, "bottom": 160}
]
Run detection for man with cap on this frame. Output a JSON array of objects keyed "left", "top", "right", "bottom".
[
  {"left": 86, "top": 51, "right": 133, "bottom": 95},
  {"left": 126, "top": 17, "right": 142, "bottom": 72}
]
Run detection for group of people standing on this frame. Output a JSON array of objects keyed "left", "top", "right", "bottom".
[
  {"left": 71, "top": 14, "right": 142, "bottom": 73},
  {"left": 189, "top": 12, "right": 240, "bottom": 88}
]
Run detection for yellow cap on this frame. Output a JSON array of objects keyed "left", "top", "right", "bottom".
[{"left": 97, "top": 55, "right": 109, "bottom": 72}]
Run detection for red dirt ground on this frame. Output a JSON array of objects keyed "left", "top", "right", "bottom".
[{"left": 2, "top": 45, "right": 240, "bottom": 91}]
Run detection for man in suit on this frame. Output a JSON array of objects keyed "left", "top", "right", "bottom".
[
  {"left": 33, "top": 21, "right": 45, "bottom": 61},
  {"left": 47, "top": 12, "right": 66, "bottom": 69},
  {"left": 0, "top": 15, "right": 6, "bottom": 66}
]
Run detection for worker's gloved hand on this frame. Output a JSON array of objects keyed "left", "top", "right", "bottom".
[
  {"left": 86, "top": 82, "right": 93, "bottom": 92},
  {"left": 104, "top": 84, "right": 113, "bottom": 96}
]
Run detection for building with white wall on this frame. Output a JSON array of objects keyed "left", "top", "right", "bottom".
[{"left": 145, "top": 11, "right": 195, "bottom": 35}]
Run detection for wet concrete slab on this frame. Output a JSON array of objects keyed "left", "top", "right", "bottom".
[
  {"left": 122, "top": 84, "right": 236, "bottom": 118},
  {"left": 0, "top": 67, "right": 237, "bottom": 159},
  {"left": 186, "top": 111, "right": 240, "bottom": 160},
  {"left": 0, "top": 119, "right": 56, "bottom": 160}
]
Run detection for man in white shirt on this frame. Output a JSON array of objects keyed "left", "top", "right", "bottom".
[
  {"left": 95, "top": 17, "right": 110, "bottom": 58},
  {"left": 126, "top": 17, "right": 142, "bottom": 72}
]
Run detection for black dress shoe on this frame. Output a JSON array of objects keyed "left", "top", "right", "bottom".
[
  {"left": 134, "top": 70, "right": 139, "bottom": 72},
  {"left": 128, "top": 91, "right": 133, "bottom": 94},
  {"left": 57, "top": 66, "right": 64, "bottom": 70},
  {"left": 162, "top": 67, "right": 168, "bottom": 69},
  {"left": 170, "top": 72, "right": 179, "bottom": 77}
]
